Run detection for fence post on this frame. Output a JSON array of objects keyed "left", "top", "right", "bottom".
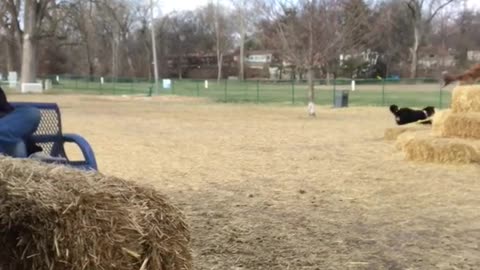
[
  {"left": 196, "top": 80, "right": 200, "bottom": 96},
  {"left": 256, "top": 80, "right": 260, "bottom": 103},
  {"left": 439, "top": 83, "right": 443, "bottom": 109},
  {"left": 332, "top": 78, "right": 336, "bottom": 107},
  {"left": 244, "top": 80, "right": 248, "bottom": 101},
  {"left": 291, "top": 80, "right": 295, "bottom": 105},
  {"left": 382, "top": 78, "right": 386, "bottom": 106},
  {"left": 224, "top": 79, "right": 228, "bottom": 102}
]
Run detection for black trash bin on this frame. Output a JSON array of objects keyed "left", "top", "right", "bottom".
[{"left": 334, "top": 90, "right": 349, "bottom": 108}]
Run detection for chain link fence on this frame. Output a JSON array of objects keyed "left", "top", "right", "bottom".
[{"left": 32, "top": 75, "right": 453, "bottom": 109}]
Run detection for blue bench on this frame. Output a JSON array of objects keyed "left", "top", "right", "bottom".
[{"left": 10, "top": 102, "right": 98, "bottom": 171}]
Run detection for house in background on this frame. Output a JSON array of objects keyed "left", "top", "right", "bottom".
[
  {"left": 468, "top": 50, "right": 480, "bottom": 61},
  {"left": 233, "top": 50, "right": 280, "bottom": 79}
]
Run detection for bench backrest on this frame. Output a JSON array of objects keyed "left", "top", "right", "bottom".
[{"left": 11, "top": 102, "right": 67, "bottom": 158}]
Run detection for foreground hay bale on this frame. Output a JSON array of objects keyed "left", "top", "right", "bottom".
[
  {"left": 384, "top": 126, "right": 430, "bottom": 141},
  {"left": 432, "top": 110, "right": 480, "bottom": 139},
  {"left": 395, "top": 130, "right": 432, "bottom": 151},
  {"left": 400, "top": 133, "right": 480, "bottom": 164},
  {"left": 451, "top": 85, "right": 480, "bottom": 113},
  {"left": 432, "top": 109, "right": 452, "bottom": 135},
  {"left": 0, "top": 157, "right": 191, "bottom": 270}
]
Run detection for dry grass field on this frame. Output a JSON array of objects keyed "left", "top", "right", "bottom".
[{"left": 8, "top": 93, "right": 480, "bottom": 270}]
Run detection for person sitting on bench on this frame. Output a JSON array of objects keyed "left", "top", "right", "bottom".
[{"left": 0, "top": 87, "right": 43, "bottom": 158}]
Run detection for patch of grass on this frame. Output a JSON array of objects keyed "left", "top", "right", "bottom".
[{"left": 49, "top": 79, "right": 452, "bottom": 108}]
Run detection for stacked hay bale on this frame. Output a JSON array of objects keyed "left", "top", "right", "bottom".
[
  {"left": 0, "top": 157, "right": 191, "bottom": 270},
  {"left": 388, "top": 85, "right": 480, "bottom": 164},
  {"left": 384, "top": 125, "right": 430, "bottom": 141}
]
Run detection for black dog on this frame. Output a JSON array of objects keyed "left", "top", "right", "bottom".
[{"left": 389, "top": 104, "right": 435, "bottom": 125}]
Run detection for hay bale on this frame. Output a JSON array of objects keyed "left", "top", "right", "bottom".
[
  {"left": 384, "top": 126, "right": 430, "bottom": 141},
  {"left": 400, "top": 133, "right": 480, "bottom": 164},
  {"left": 394, "top": 130, "right": 432, "bottom": 150},
  {"left": 451, "top": 85, "right": 480, "bottom": 113},
  {"left": 0, "top": 157, "right": 191, "bottom": 270},
  {"left": 432, "top": 109, "right": 452, "bottom": 136},
  {"left": 432, "top": 111, "right": 480, "bottom": 139}
]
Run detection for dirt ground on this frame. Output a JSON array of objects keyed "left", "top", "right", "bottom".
[{"left": 9, "top": 94, "right": 480, "bottom": 270}]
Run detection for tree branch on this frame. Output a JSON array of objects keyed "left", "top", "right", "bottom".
[{"left": 427, "top": 0, "right": 456, "bottom": 23}]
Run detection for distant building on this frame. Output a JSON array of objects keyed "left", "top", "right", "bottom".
[{"left": 468, "top": 50, "right": 480, "bottom": 61}]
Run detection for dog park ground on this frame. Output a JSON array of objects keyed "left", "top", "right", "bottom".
[{"left": 8, "top": 93, "right": 480, "bottom": 269}]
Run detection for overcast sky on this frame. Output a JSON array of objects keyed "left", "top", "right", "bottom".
[
  {"left": 160, "top": 0, "right": 480, "bottom": 14},
  {"left": 160, "top": 0, "right": 212, "bottom": 14}
]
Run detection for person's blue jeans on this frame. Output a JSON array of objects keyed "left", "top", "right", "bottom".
[{"left": 0, "top": 107, "right": 41, "bottom": 158}]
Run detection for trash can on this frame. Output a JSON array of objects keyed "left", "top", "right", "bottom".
[{"left": 334, "top": 90, "right": 349, "bottom": 108}]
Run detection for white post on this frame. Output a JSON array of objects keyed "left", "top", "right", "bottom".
[
  {"left": 205, "top": 80, "right": 209, "bottom": 89},
  {"left": 351, "top": 80, "right": 356, "bottom": 91},
  {"left": 150, "top": 0, "right": 159, "bottom": 94},
  {"left": 101, "top": 77, "right": 104, "bottom": 84}
]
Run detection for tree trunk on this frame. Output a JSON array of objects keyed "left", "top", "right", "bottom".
[
  {"left": 307, "top": 67, "right": 315, "bottom": 117},
  {"left": 178, "top": 57, "right": 183, "bottom": 79},
  {"left": 112, "top": 39, "right": 116, "bottom": 79},
  {"left": 239, "top": 33, "right": 245, "bottom": 80},
  {"left": 238, "top": 1, "right": 245, "bottom": 80},
  {"left": 122, "top": 34, "right": 135, "bottom": 77},
  {"left": 21, "top": 0, "right": 38, "bottom": 84},
  {"left": 409, "top": 23, "right": 421, "bottom": 79},
  {"left": 214, "top": 1, "right": 222, "bottom": 82},
  {"left": 306, "top": 2, "right": 315, "bottom": 117},
  {"left": 5, "top": 40, "right": 16, "bottom": 72},
  {"left": 85, "top": 42, "right": 95, "bottom": 78},
  {"left": 217, "top": 53, "right": 223, "bottom": 81},
  {"left": 21, "top": 34, "right": 38, "bottom": 84}
]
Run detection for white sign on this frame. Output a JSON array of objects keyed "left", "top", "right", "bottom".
[
  {"left": 8, "top": 72, "right": 17, "bottom": 87},
  {"left": 44, "top": 79, "right": 52, "bottom": 90},
  {"left": 162, "top": 79, "right": 171, "bottom": 89},
  {"left": 21, "top": 83, "right": 43, "bottom": 93}
]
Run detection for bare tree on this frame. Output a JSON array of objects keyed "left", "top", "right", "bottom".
[
  {"left": 259, "top": 0, "right": 357, "bottom": 116},
  {"left": 21, "top": 0, "right": 58, "bottom": 83},
  {"left": 214, "top": 1, "right": 223, "bottom": 81},
  {"left": 234, "top": 0, "right": 247, "bottom": 80},
  {"left": 368, "top": 1, "right": 412, "bottom": 77},
  {"left": 404, "top": 0, "right": 459, "bottom": 78},
  {"left": 0, "top": 1, "right": 22, "bottom": 73},
  {"left": 94, "top": 0, "right": 141, "bottom": 78},
  {"left": 65, "top": 0, "right": 98, "bottom": 78},
  {"left": 205, "top": 1, "right": 233, "bottom": 82},
  {"left": 231, "top": 0, "right": 258, "bottom": 80}
]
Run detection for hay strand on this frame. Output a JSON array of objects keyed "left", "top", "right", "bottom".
[
  {"left": 0, "top": 157, "right": 192, "bottom": 270},
  {"left": 451, "top": 85, "right": 480, "bottom": 113}
]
